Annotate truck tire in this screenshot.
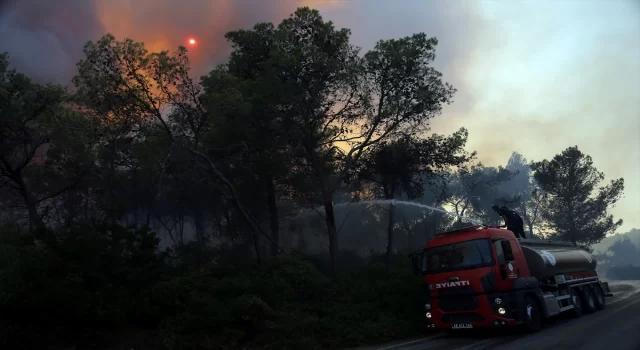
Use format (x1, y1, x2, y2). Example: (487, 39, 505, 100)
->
(570, 288, 583, 318)
(523, 296, 542, 332)
(581, 287, 597, 314)
(593, 284, 606, 310)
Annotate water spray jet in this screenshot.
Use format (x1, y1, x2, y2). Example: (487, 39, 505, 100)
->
(291, 199, 483, 225)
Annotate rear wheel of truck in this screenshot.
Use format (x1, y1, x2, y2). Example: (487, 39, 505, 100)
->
(570, 288, 583, 318)
(581, 286, 597, 314)
(523, 296, 542, 333)
(593, 284, 606, 310)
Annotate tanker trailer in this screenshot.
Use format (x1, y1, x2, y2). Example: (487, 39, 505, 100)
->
(519, 239, 611, 319)
(520, 239, 598, 282)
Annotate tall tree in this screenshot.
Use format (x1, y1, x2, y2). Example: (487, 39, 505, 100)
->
(357, 128, 473, 265)
(499, 152, 543, 237)
(223, 8, 456, 273)
(222, 8, 359, 272)
(0, 53, 96, 240)
(523, 186, 546, 238)
(446, 163, 514, 225)
(500, 152, 531, 204)
(201, 32, 300, 256)
(531, 146, 624, 246)
(72, 34, 282, 260)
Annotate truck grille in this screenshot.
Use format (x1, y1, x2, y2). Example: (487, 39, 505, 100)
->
(441, 312, 485, 324)
(437, 286, 478, 312)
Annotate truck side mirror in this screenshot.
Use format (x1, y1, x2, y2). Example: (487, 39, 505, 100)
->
(501, 240, 515, 261)
(410, 254, 421, 275)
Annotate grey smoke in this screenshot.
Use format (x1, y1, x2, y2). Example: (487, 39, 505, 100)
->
(0, 0, 310, 83)
(0, 0, 105, 83)
(0, 0, 486, 116)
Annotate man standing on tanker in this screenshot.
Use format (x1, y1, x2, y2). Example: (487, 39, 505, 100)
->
(491, 205, 527, 239)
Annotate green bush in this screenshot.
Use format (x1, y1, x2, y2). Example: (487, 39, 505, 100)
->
(0, 223, 427, 349)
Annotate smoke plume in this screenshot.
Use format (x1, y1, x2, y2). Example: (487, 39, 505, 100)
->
(0, 0, 335, 84)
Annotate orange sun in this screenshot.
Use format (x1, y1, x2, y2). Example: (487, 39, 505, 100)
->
(188, 38, 196, 45)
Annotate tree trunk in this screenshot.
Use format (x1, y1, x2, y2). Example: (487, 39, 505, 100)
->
(519, 201, 535, 238)
(188, 148, 283, 255)
(322, 193, 339, 275)
(252, 224, 262, 264)
(194, 209, 205, 244)
(13, 174, 44, 230)
(108, 142, 117, 226)
(12, 172, 53, 245)
(24, 193, 44, 231)
(401, 215, 413, 250)
(177, 214, 185, 245)
(265, 175, 280, 256)
(429, 214, 439, 240)
(224, 210, 234, 236)
(385, 203, 396, 267)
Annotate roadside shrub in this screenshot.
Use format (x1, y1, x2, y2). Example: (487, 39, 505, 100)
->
(0, 223, 428, 349)
(0, 222, 168, 348)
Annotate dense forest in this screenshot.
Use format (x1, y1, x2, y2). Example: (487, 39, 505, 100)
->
(0, 8, 627, 350)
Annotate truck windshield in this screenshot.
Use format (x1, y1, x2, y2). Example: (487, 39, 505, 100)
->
(421, 239, 494, 274)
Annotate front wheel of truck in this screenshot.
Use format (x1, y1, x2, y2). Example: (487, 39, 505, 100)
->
(523, 296, 543, 333)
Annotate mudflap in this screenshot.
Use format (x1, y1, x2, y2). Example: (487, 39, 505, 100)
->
(600, 281, 614, 297)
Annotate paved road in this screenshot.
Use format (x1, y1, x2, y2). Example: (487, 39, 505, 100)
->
(370, 281, 640, 350)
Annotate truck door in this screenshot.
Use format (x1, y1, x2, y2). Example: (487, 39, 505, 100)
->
(493, 238, 518, 290)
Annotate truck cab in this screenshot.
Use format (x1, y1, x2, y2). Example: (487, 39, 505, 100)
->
(410, 224, 610, 331)
(413, 225, 528, 329)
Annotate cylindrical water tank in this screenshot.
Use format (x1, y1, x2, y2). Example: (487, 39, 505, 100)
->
(520, 240, 597, 279)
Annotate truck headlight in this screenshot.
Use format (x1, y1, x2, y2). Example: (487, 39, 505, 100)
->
(494, 297, 502, 305)
(498, 307, 506, 315)
(425, 312, 432, 319)
(424, 303, 431, 310)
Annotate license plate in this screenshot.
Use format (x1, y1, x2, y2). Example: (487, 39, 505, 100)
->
(452, 323, 473, 329)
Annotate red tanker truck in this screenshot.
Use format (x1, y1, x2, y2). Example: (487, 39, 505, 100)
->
(410, 206, 612, 332)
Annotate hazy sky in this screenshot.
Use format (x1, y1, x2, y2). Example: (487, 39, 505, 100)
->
(1, 0, 638, 232)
